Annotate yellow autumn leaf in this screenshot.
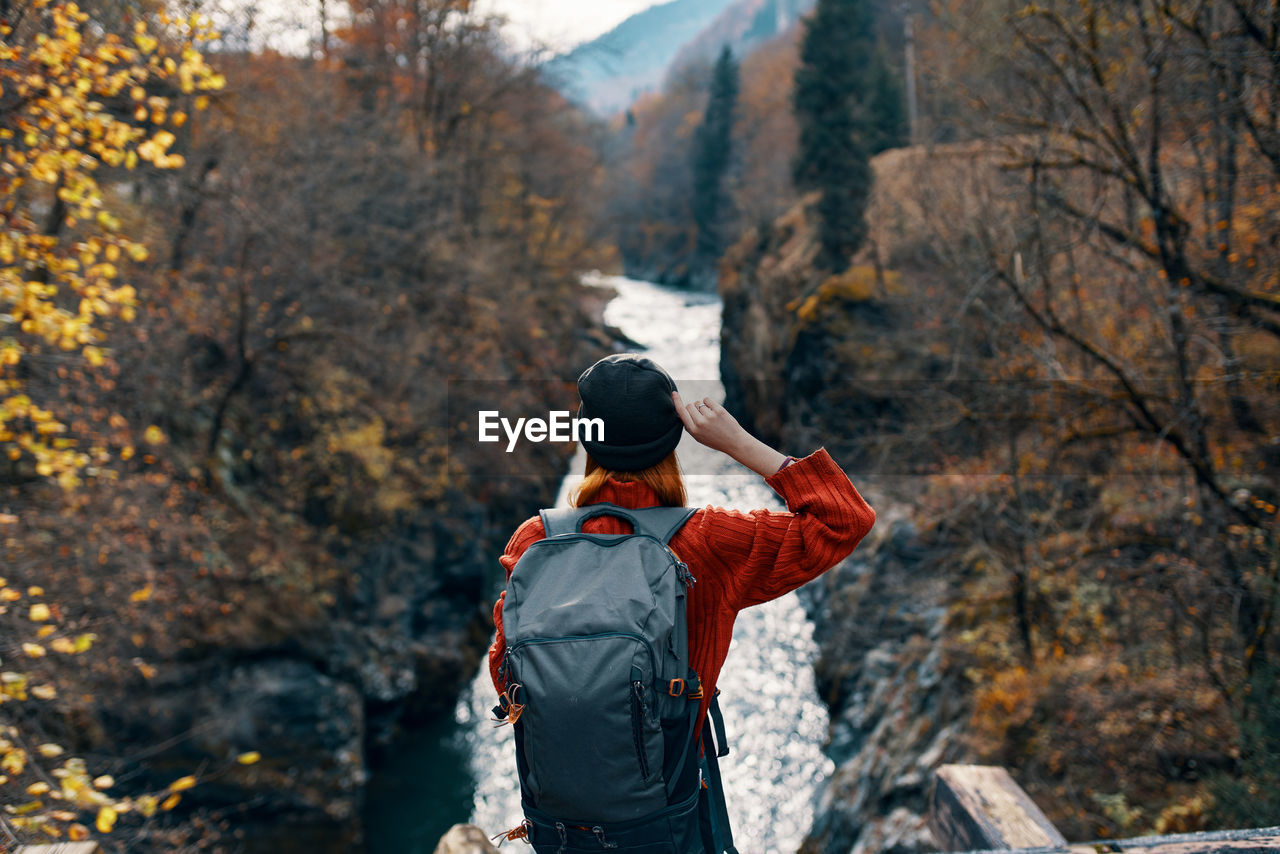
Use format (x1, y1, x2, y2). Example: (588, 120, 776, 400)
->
(161, 792, 181, 810)
(2, 747, 26, 775)
(69, 824, 90, 841)
(130, 584, 153, 602)
(93, 775, 115, 789)
(169, 775, 196, 792)
(236, 751, 261, 765)
(27, 781, 51, 795)
(50, 637, 76, 654)
(31, 684, 57, 700)
(23, 642, 46, 657)
(95, 805, 117, 832)
(29, 602, 51, 621)
(37, 743, 63, 758)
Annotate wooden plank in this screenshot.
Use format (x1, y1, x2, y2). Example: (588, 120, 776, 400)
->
(929, 764, 1069, 851)
(1063, 827, 1280, 854)
(15, 844, 101, 854)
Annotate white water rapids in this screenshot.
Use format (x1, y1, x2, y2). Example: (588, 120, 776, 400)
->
(453, 275, 834, 853)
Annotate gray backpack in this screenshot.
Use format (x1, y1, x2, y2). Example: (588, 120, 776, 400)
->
(494, 503, 737, 853)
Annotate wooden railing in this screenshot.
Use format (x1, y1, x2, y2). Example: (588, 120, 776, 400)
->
(931, 764, 1280, 853)
(12, 771, 1278, 854)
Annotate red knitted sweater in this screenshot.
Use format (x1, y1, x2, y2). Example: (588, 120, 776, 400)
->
(487, 447, 876, 732)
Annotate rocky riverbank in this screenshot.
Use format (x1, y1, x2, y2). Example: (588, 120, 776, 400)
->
(717, 146, 989, 854)
(124, 496, 549, 852)
(6, 278, 630, 853)
(796, 514, 970, 854)
(719, 280, 974, 852)
(717, 139, 1280, 850)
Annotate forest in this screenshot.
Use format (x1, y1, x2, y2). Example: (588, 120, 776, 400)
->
(1, 0, 1278, 850)
(1, 0, 615, 848)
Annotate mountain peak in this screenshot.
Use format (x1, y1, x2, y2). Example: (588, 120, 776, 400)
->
(545, 0, 789, 115)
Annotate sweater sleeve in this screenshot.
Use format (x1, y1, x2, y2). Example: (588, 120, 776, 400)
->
(688, 447, 875, 610)
(486, 516, 547, 696)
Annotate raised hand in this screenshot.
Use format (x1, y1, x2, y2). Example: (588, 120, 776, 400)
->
(672, 391, 788, 477)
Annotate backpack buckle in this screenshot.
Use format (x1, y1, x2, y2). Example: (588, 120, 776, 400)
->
(675, 675, 704, 700)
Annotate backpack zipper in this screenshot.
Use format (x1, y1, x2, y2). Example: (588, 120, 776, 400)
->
(518, 533, 694, 587)
(630, 680, 651, 780)
(508, 631, 659, 677)
(675, 558, 696, 586)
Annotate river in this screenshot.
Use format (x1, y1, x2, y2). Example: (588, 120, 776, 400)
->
(366, 275, 832, 853)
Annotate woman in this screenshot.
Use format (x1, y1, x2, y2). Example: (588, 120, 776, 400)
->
(487, 353, 875, 851)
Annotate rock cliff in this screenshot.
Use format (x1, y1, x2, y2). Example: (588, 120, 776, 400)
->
(797, 516, 969, 854)
(718, 146, 991, 854)
(21, 288, 628, 853)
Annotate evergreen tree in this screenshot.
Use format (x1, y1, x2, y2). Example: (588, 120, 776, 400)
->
(864, 43, 908, 155)
(793, 0, 905, 272)
(691, 46, 740, 282)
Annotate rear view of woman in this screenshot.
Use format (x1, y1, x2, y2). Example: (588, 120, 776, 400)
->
(489, 353, 875, 853)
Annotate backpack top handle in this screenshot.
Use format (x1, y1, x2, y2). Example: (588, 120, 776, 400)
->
(541, 502, 696, 544)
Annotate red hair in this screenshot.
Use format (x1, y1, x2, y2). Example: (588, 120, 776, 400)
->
(570, 451, 686, 508)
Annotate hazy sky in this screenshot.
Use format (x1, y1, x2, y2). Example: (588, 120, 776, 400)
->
(475, 0, 661, 51)
(224, 0, 663, 56)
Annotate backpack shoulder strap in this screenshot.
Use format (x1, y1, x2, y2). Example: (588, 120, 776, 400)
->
(700, 695, 739, 854)
(540, 503, 696, 544)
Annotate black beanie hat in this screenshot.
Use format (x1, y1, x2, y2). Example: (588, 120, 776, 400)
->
(577, 354, 683, 472)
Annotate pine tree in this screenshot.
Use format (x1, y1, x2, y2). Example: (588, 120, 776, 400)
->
(793, 0, 905, 272)
(691, 46, 740, 283)
(864, 44, 908, 155)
